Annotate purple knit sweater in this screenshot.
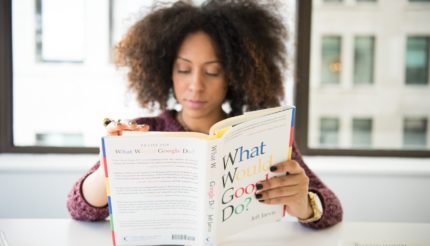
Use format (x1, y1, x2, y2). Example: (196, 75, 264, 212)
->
(67, 110, 342, 229)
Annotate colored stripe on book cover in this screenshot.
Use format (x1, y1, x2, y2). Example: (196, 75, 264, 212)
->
(209, 126, 231, 140)
(291, 107, 296, 128)
(105, 178, 111, 196)
(288, 108, 296, 160)
(289, 107, 295, 146)
(109, 215, 115, 231)
(108, 197, 116, 244)
(108, 196, 113, 216)
(288, 127, 294, 160)
(111, 230, 116, 246)
(101, 137, 109, 178)
(103, 138, 115, 246)
(289, 127, 294, 147)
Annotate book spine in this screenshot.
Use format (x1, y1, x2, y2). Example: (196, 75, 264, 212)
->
(204, 140, 219, 246)
(101, 137, 116, 246)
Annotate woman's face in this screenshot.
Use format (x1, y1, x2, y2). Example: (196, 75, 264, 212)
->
(172, 31, 227, 119)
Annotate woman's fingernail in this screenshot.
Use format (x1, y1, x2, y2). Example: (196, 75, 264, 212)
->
(255, 193, 263, 199)
(128, 120, 137, 126)
(270, 166, 277, 172)
(103, 118, 112, 127)
(256, 183, 263, 190)
(286, 171, 289, 176)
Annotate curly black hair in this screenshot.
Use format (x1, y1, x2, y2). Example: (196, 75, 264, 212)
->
(115, 0, 288, 116)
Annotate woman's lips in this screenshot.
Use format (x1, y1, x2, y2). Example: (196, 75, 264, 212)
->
(185, 99, 207, 109)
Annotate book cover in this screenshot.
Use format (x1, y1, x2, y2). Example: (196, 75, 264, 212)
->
(100, 106, 295, 246)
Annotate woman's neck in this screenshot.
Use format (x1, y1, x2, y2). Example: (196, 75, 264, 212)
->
(178, 110, 226, 134)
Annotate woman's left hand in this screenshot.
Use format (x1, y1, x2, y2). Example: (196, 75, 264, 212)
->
(255, 160, 313, 220)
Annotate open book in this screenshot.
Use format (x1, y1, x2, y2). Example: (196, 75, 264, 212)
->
(100, 106, 296, 246)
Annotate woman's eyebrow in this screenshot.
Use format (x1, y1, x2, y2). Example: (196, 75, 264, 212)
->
(176, 56, 220, 65)
(204, 60, 221, 65)
(176, 56, 192, 63)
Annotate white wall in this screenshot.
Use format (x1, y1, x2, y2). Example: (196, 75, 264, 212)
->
(0, 154, 96, 218)
(306, 156, 430, 223)
(0, 154, 429, 222)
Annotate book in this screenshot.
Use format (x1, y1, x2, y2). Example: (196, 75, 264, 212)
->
(100, 105, 296, 246)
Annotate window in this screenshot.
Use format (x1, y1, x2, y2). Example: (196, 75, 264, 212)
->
(321, 36, 342, 85)
(0, 0, 297, 153)
(403, 118, 428, 149)
(354, 36, 375, 85)
(319, 117, 339, 148)
(1, 0, 169, 153)
(4, 0, 158, 152)
(406, 36, 429, 85)
(35, 0, 85, 63)
(295, 0, 430, 156)
(2, 0, 429, 157)
(352, 118, 372, 148)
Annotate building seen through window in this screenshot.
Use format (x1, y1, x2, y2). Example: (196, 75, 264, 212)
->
(353, 36, 374, 85)
(321, 36, 342, 85)
(352, 118, 372, 148)
(406, 37, 429, 85)
(403, 118, 428, 149)
(309, 0, 430, 150)
(319, 117, 340, 148)
(35, 0, 85, 63)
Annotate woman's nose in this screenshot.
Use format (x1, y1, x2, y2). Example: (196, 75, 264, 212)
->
(188, 71, 205, 92)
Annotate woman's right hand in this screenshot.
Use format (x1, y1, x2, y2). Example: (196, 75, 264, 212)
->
(104, 119, 150, 136)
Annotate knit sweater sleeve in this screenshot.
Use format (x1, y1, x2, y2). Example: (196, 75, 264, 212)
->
(66, 161, 109, 221)
(291, 143, 343, 229)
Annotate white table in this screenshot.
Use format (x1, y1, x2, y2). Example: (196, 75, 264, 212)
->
(0, 219, 429, 246)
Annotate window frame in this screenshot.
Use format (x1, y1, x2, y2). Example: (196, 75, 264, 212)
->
(295, 0, 430, 157)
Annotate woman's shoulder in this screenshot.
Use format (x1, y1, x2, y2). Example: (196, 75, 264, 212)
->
(133, 110, 185, 132)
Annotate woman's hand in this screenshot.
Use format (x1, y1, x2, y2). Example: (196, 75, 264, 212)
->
(81, 118, 150, 207)
(255, 160, 313, 220)
(104, 119, 150, 136)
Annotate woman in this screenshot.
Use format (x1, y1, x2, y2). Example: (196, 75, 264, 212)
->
(67, 0, 342, 229)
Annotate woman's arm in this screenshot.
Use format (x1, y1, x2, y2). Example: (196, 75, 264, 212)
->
(82, 164, 108, 207)
(67, 162, 109, 221)
(292, 143, 343, 229)
(82, 165, 107, 207)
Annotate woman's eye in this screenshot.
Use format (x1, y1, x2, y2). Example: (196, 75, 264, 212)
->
(177, 69, 191, 74)
(205, 70, 221, 76)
